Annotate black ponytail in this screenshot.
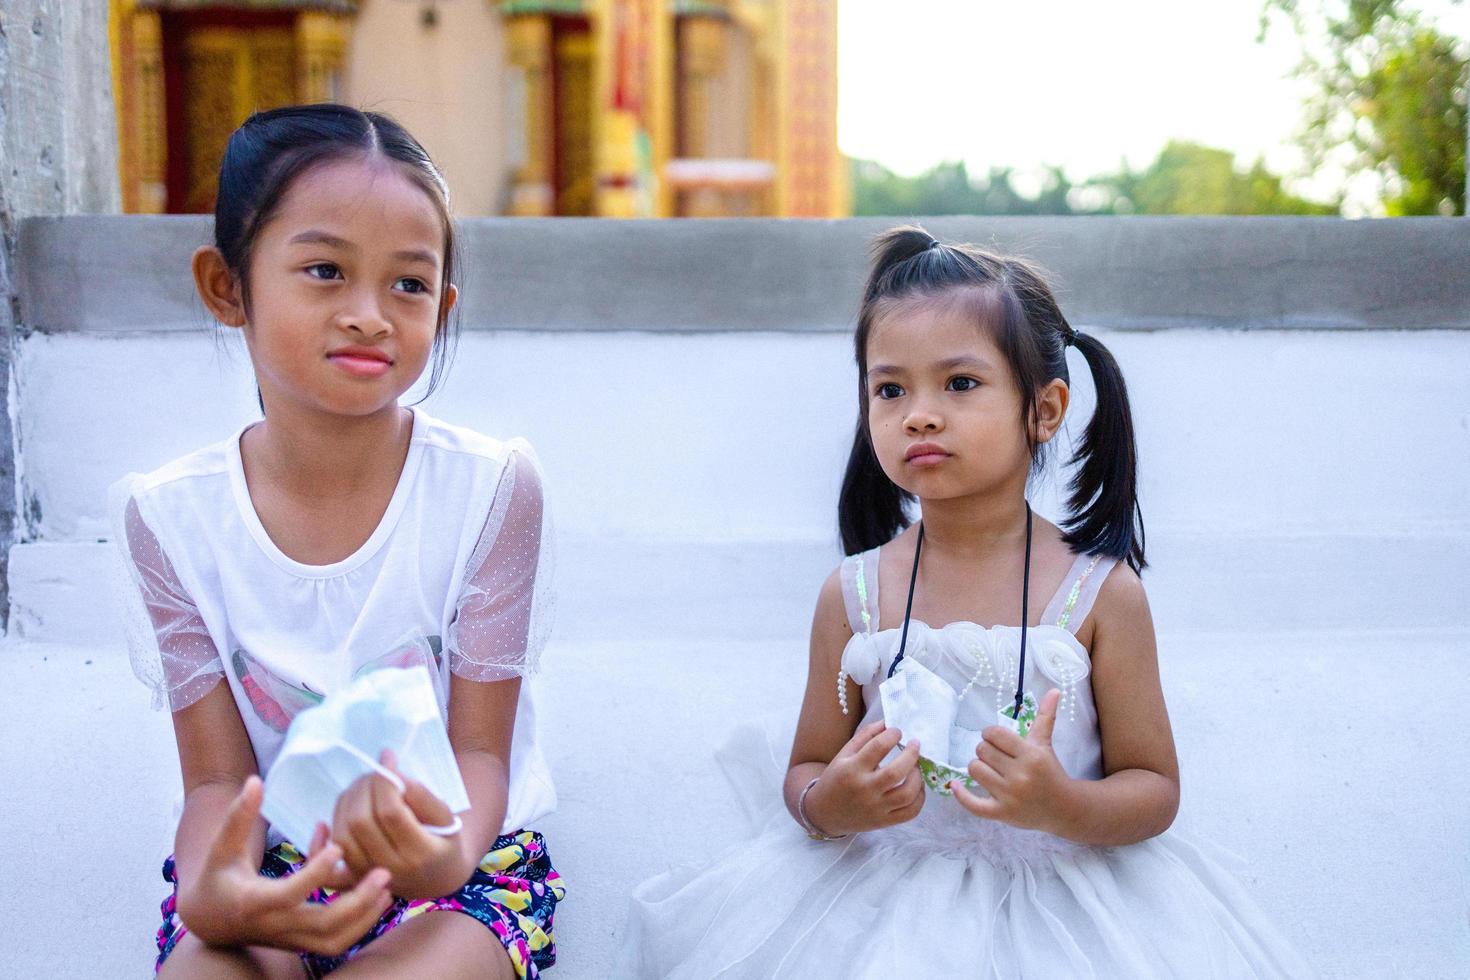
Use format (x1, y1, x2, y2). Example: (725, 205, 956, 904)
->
(838, 420, 911, 556)
(1064, 332, 1146, 571)
(838, 224, 1146, 571)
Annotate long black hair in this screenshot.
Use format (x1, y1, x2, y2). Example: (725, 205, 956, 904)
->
(837, 226, 1146, 571)
(212, 103, 460, 395)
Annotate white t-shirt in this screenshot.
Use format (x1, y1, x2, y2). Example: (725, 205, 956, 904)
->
(112, 408, 556, 838)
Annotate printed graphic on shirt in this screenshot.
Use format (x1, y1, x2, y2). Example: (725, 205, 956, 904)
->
(233, 635, 445, 733)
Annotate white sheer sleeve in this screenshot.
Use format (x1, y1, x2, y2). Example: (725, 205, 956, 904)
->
(446, 442, 554, 682)
(111, 487, 226, 711)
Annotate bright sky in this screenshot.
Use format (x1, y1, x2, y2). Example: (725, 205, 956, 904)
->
(837, 0, 1465, 201)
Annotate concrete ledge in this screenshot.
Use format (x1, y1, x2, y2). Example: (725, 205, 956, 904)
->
(19, 215, 1470, 335)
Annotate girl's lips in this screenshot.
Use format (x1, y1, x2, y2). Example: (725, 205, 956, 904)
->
(906, 453, 950, 467)
(328, 353, 392, 378)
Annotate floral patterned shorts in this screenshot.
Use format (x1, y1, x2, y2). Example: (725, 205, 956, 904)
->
(155, 830, 563, 978)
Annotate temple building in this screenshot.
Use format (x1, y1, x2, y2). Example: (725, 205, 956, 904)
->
(108, 0, 846, 218)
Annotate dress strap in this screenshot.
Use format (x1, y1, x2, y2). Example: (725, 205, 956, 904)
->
(1040, 551, 1119, 635)
(838, 546, 882, 636)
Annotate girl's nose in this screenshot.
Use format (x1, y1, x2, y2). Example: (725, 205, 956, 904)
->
(336, 302, 392, 339)
(904, 408, 943, 433)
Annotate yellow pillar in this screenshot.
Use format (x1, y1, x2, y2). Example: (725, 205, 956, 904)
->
(648, 3, 675, 217)
(110, 0, 166, 214)
(505, 15, 555, 216)
(675, 13, 728, 217)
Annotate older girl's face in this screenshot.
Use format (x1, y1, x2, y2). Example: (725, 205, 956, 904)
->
(240, 156, 455, 420)
(864, 294, 1039, 502)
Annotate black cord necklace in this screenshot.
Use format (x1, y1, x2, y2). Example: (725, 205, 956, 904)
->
(886, 503, 1035, 723)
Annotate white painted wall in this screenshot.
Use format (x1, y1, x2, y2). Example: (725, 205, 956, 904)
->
(21, 327, 1470, 541)
(14, 326, 1470, 637)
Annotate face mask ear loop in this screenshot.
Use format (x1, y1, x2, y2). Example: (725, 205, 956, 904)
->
(1011, 503, 1034, 723)
(887, 522, 925, 679)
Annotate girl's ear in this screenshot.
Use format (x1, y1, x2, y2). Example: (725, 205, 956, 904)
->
(440, 282, 459, 320)
(1033, 378, 1069, 444)
(192, 246, 247, 328)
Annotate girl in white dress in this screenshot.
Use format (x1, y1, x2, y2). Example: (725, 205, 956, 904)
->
(620, 227, 1313, 978)
(114, 105, 562, 979)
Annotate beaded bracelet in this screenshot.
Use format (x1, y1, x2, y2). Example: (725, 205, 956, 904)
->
(796, 776, 848, 841)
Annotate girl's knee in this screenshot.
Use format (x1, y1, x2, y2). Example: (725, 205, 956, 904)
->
(157, 932, 308, 980)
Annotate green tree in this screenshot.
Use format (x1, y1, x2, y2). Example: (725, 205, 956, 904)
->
(1089, 141, 1338, 215)
(1261, 0, 1468, 215)
(849, 159, 1084, 216)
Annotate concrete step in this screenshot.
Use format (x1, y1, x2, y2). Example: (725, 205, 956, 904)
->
(1, 634, 1466, 978)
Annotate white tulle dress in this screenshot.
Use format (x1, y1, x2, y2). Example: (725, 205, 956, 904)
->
(619, 546, 1314, 979)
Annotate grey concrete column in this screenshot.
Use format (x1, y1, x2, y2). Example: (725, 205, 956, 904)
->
(0, 0, 119, 629)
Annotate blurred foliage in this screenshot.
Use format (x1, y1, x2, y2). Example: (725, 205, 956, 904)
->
(849, 142, 1336, 216)
(1260, 0, 1467, 215)
(1090, 141, 1338, 215)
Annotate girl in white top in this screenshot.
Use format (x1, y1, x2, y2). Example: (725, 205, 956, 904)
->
(114, 105, 562, 980)
(620, 228, 1313, 978)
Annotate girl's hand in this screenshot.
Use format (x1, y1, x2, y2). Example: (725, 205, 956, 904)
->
(806, 721, 926, 836)
(952, 689, 1075, 832)
(178, 776, 394, 956)
(331, 749, 468, 899)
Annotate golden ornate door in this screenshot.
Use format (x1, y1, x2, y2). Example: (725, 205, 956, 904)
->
(111, 3, 350, 214)
(172, 24, 297, 213)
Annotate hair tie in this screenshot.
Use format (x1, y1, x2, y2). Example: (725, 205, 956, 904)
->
(1062, 328, 1079, 348)
(927, 238, 943, 250)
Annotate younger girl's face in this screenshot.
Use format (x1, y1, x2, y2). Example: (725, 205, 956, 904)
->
(865, 294, 1038, 502)
(238, 156, 453, 420)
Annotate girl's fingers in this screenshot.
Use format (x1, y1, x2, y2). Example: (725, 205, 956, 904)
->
(976, 740, 1009, 774)
(205, 775, 263, 867)
(967, 757, 1006, 796)
(855, 726, 903, 768)
(366, 772, 416, 860)
(980, 726, 1024, 759)
(347, 804, 402, 875)
(296, 868, 393, 949)
(841, 721, 888, 757)
(278, 842, 344, 904)
(331, 797, 375, 880)
(951, 781, 1003, 820)
(376, 785, 432, 855)
(1028, 689, 1062, 746)
(308, 821, 329, 858)
(399, 777, 453, 828)
(878, 738, 920, 781)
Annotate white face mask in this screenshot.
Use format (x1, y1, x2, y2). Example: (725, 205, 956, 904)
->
(878, 658, 959, 763)
(262, 666, 471, 850)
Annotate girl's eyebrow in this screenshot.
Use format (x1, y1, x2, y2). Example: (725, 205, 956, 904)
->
(394, 247, 439, 267)
(288, 230, 437, 267)
(934, 355, 993, 372)
(288, 229, 353, 250)
(870, 356, 992, 377)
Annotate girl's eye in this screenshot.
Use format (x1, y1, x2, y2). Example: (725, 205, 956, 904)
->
(394, 277, 430, 295)
(875, 382, 904, 399)
(305, 263, 341, 281)
(947, 376, 979, 392)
